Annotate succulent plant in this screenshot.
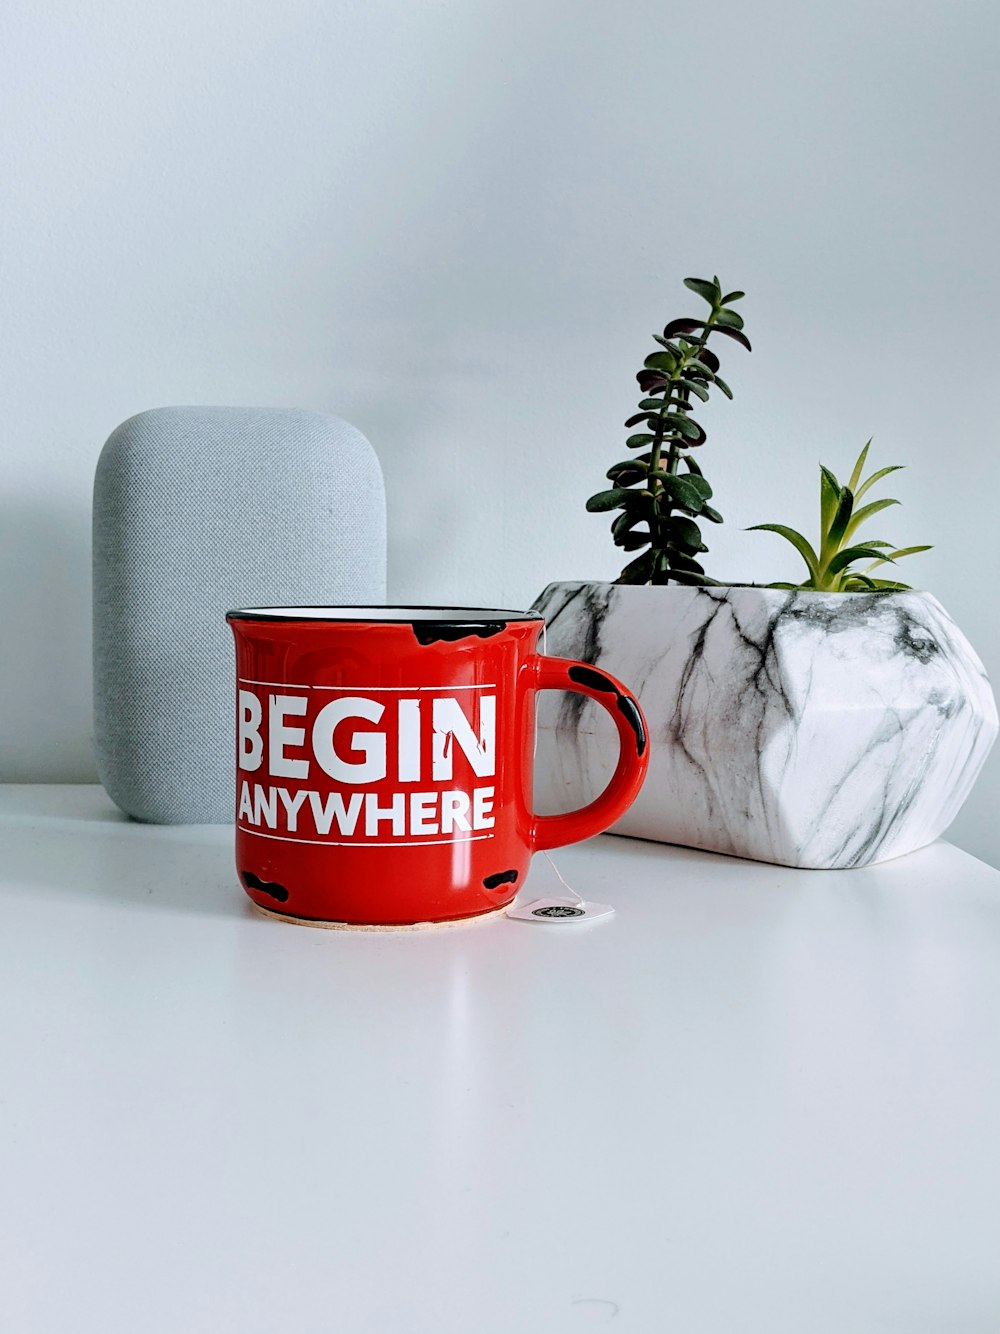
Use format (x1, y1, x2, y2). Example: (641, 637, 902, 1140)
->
(586, 275, 751, 585)
(749, 440, 931, 591)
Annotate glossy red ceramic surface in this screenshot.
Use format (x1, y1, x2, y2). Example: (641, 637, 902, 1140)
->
(227, 608, 649, 925)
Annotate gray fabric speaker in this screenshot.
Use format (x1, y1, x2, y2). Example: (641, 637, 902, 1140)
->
(93, 405, 387, 823)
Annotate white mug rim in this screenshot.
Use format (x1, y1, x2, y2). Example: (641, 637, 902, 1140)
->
(226, 605, 543, 624)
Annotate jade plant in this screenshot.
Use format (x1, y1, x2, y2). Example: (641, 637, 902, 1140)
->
(749, 441, 931, 591)
(586, 275, 751, 585)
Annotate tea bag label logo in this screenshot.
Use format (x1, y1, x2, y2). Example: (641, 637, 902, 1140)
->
(236, 688, 497, 842)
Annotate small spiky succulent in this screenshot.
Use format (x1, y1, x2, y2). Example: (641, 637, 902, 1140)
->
(749, 440, 931, 591)
(586, 275, 750, 585)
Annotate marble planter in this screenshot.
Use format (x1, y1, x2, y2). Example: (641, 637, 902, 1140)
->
(532, 582, 997, 869)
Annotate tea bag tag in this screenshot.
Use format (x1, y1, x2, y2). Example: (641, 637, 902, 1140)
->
(507, 896, 614, 924)
(505, 851, 615, 924)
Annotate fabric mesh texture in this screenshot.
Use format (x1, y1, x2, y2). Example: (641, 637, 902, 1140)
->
(92, 406, 387, 823)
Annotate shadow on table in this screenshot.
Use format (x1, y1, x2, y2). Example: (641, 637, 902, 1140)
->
(0, 786, 245, 921)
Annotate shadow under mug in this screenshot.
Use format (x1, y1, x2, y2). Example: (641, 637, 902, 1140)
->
(227, 606, 649, 926)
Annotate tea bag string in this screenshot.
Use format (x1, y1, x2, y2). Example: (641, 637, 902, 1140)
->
(542, 850, 587, 907)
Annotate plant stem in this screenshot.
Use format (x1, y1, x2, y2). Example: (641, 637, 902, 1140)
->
(649, 308, 719, 580)
(666, 308, 718, 475)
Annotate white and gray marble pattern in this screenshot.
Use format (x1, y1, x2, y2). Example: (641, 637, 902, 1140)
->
(532, 582, 998, 869)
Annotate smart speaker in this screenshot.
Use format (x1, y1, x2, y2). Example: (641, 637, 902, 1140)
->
(92, 406, 387, 823)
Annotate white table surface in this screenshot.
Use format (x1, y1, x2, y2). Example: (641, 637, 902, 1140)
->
(2, 785, 1000, 1334)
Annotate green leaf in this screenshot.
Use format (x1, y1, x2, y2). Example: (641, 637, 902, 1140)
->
(683, 456, 704, 476)
(676, 378, 710, 402)
(712, 327, 752, 351)
(713, 375, 733, 399)
(844, 497, 899, 542)
(646, 344, 678, 370)
(612, 510, 637, 539)
(651, 472, 710, 504)
(684, 473, 712, 498)
(663, 319, 705, 340)
(848, 439, 872, 493)
(714, 308, 744, 331)
(617, 550, 656, 585)
(841, 574, 879, 591)
(656, 474, 706, 512)
(666, 414, 703, 439)
(625, 433, 655, 449)
(683, 277, 720, 304)
(643, 351, 677, 373)
(820, 465, 840, 534)
(667, 515, 706, 553)
(827, 544, 894, 575)
(616, 530, 652, 551)
(887, 544, 932, 559)
(664, 550, 707, 574)
(638, 398, 669, 411)
(826, 486, 855, 553)
(701, 504, 723, 523)
(865, 544, 932, 570)
(855, 464, 904, 502)
(721, 290, 745, 303)
(606, 460, 648, 485)
(747, 523, 820, 580)
(650, 338, 685, 357)
(586, 488, 630, 513)
(871, 579, 913, 591)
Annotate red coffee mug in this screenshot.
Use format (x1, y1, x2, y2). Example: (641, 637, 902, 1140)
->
(226, 606, 649, 926)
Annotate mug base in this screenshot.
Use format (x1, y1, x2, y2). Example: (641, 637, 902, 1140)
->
(250, 901, 510, 931)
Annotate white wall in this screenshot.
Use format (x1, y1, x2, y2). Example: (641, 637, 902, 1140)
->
(3, 0, 998, 863)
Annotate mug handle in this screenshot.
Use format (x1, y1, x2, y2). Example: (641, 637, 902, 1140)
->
(528, 655, 650, 852)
